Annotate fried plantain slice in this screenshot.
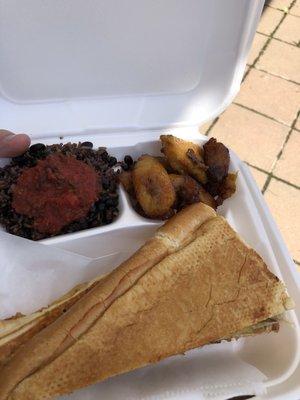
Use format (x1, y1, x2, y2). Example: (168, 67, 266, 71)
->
(219, 172, 237, 200)
(155, 156, 174, 173)
(132, 155, 176, 218)
(198, 186, 217, 209)
(170, 174, 216, 210)
(118, 170, 134, 195)
(160, 135, 207, 184)
(169, 174, 201, 205)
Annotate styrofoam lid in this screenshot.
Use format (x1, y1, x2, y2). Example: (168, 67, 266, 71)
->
(0, 0, 263, 136)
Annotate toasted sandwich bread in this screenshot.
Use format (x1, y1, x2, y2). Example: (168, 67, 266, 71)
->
(0, 203, 293, 400)
(0, 275, 105, 366)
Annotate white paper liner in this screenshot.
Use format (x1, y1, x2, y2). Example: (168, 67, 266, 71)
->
(0, 231, 123, 318)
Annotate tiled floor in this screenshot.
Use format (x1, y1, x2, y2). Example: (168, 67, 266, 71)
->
(200, 0, 300, 271)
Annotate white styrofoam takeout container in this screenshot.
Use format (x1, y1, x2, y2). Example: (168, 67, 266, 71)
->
(0, 1, 300, 399)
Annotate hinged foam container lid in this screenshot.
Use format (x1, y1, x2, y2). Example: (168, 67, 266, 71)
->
(0, 0, 264, 136)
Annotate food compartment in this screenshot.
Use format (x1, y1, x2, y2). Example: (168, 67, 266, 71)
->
(0, 142, 131, 242)
(0, 137, 171, 244)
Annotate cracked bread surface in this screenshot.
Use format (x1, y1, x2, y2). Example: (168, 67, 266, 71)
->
(0, 203, 291, 400)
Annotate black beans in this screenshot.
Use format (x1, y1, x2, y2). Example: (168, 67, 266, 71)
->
(0, 142, 120, 240)
(97, 203, 106, 211)
(108, 156, 117, 167)
(124, 155, 133, 167)
(12, 155, 30, 167)
(29, 143, 46, 154)
(81, 141, 93, 148)
(121, 162, 129, 171)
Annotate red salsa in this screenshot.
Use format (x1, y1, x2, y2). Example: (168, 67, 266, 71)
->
(12, 153, 100, 235)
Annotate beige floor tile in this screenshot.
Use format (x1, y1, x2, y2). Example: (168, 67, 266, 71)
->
(290, 0, 300, 16)
(257, 7, 284, 35)
(236, 68, 300, 125)
(264, 179, 300, 261)
(257, 39, 300, 83)
(268, 0, 293, 11)
(248, 166, 268, 190)
(274, 14, 300, 45)
(273, 130, 300, 186)
(208, 104, 289, 172)
(247, 33, 268, 65)
(199, 119, 214, 135)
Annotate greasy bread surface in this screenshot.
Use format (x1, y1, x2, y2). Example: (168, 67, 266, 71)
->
(0, 203, 291, 400)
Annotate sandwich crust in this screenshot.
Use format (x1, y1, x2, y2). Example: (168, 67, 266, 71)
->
(0, 203, 291, 400)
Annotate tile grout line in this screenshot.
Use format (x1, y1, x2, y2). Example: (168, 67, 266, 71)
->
(268, 3, 300, 21)
(205, 2, 299, 165)
(205, 117, 219, 136)
(272, 173, 300, 190)
(244, 162, 270, 175)
(262, 109, 300, 193)
(246, 162, 300, 191)
(243, 24, 280, 81)
(228, 1, 298, 126)
(253, 66, 300, 86)
(240, 0, 299, 196)
(258, 31, 300, 48)
(267, 4, 300, 18)
(266, 2, 290, 12)
(273, 110, 300, 164)
(248, 1, 296, 73)
(250, 28, 281, 69)
(242, 67, 252, 83)
(233, 102, 293, 128)
(202, 75, 300, 136)
(267, 6, 289, 12)
(262, 175, 273, 194)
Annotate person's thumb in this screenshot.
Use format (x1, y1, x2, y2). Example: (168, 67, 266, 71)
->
(0, 130, 31, 158)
